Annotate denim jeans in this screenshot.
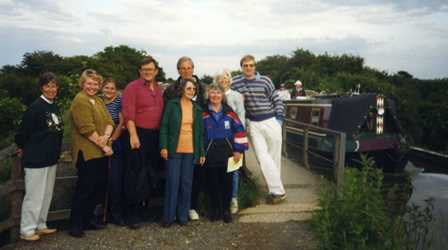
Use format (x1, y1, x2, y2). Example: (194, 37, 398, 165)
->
(163, 153, 194, 224)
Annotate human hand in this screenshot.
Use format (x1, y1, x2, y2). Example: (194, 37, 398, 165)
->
(160, 149, 168, 160)
(130, 134, 140, 149)
(97, 135, 109, 147)
(16, 148, 23, 157)
(102, 145, 113, 156)
(233, 152, 241, 163)
(199, 157, 206, 166)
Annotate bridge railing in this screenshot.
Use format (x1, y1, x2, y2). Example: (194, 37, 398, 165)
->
(282, 118, 346, 191)
(0, 145, 76, 243)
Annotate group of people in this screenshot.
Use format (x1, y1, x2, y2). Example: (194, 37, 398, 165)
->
(276, 80, 306, 101)
(14, 54, 287, 241)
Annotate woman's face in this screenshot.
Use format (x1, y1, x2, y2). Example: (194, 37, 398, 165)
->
(102, 82, 117, 100)
(41, 81, 58, 101)
(218, 77, 231, 91)
(208, 89, 223, 105)
(183, 81, 196, 100)
(82, 78, 100, 96)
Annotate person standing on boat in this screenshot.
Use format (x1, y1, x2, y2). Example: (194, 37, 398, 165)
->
(292, 80, 306, 98)
(277, 83, 291, 101)
(231, 54, 287, 204)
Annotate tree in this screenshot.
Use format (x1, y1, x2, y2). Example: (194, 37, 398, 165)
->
(21, 51, 64, 76)
(93, 45, 166, 89)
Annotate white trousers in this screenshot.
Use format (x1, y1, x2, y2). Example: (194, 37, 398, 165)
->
(20, 164, 57, 235)
(248, 117, 285, 195)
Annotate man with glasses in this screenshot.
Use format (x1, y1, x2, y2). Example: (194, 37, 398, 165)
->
(122, 56, 164, 228)
(231, 54, 287, 204)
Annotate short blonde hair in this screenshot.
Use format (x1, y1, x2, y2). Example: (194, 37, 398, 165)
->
(214, 70, 232, 86)
(79, 69, 103, 88)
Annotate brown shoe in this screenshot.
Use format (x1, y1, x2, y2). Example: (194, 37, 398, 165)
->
(36, 228, 57, 236)
(20, 233, 40, 241)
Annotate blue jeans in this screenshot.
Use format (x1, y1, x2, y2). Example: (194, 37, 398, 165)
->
(163, 153, 194, 224)
(232, 170, 239, 198)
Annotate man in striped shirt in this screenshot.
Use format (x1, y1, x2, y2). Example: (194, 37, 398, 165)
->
(231, 54, 286, 204)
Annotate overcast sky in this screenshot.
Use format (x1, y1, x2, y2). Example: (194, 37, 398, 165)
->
(0, 0, 447, 79)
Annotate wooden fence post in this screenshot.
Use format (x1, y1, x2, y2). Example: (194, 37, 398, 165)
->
(303, 128, 310, 169)
(10, 156, 23, 242)
(334, 133, 346, 193)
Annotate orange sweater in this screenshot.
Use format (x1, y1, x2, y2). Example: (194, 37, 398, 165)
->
(176, 98, 194, 153)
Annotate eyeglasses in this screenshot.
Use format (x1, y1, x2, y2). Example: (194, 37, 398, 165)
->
(242, 64, 255, 68)
(141, 67, 156, 72)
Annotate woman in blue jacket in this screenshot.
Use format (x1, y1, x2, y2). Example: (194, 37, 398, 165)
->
(202, 83, 248, 223)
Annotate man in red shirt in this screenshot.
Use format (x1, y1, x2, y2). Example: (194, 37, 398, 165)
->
(122, 56, 164, 228)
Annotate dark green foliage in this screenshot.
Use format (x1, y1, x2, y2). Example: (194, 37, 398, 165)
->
(0, 92, 25, 140)
(312, 156, 388, 250)
(311, 156, 434, 250)
(200, 74, 213, 85)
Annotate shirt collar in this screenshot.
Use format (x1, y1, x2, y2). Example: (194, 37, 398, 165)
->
(40, 95, 54, 104)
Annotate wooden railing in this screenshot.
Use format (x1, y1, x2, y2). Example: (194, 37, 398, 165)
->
(282, 118, 346, 191)
(0, 145, 75, 243)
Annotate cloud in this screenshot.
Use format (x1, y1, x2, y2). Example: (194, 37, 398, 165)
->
(0, 0, 447, 79)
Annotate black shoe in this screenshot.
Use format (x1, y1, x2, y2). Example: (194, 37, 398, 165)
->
(109, 217, 125, 226)
(178, 221, 188, 226)
(68, 229, 85, 238)
(84, 222, 106, 231)
(223, 212, 233, 223)
(128, 223, 141, 230)
(161, 222, 173, 228)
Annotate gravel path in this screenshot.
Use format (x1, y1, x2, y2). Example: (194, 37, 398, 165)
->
(5, 220, 315, 250)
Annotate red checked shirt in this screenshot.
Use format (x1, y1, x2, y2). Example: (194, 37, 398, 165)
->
(122, 79, 164, 129)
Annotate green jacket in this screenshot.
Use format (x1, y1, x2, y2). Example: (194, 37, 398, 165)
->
(159, 98, 204, 163)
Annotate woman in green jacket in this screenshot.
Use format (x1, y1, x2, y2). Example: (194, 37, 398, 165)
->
(68, 69, 114, 238)
(159, 78, 205, 227)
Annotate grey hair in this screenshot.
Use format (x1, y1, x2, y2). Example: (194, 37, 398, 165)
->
(207, 83, 226, 103)
(176, 56, 194, 70)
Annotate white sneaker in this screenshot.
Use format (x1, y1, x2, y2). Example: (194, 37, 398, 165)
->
(230, 198, 239, 214)
(189, 209, 199, 220)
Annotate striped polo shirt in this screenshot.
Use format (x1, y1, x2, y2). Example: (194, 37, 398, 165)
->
(105, 95, 121, 125)
(231, 73, 284, 122)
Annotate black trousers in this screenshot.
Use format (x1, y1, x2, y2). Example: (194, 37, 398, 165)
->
(190, 165, 206, 210)
(70, 152, 108, 231)
(123, 128, 161, 224)
(205, 164, 233, 218)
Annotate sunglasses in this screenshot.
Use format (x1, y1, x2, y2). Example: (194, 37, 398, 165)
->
(242, 64, 255, 68)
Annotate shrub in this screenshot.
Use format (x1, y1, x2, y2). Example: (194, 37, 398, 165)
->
(311, 155, 434, 250)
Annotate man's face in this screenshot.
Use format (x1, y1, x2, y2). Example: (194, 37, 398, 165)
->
(178, 61, 194, 80)
(139, 62, 158, 82)
(241, 59, 256, 79)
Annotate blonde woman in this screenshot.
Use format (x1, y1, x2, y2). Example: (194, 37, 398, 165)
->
(68, 69, 114, 238)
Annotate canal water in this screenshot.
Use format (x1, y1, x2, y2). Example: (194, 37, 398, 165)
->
(405, 162, 448, 250)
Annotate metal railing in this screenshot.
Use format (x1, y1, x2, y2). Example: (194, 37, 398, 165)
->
(282, 118, 346, 191)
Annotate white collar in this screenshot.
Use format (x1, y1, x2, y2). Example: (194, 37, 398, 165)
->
(225, 89, 232, 95)
(40, 95, 54, 104)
